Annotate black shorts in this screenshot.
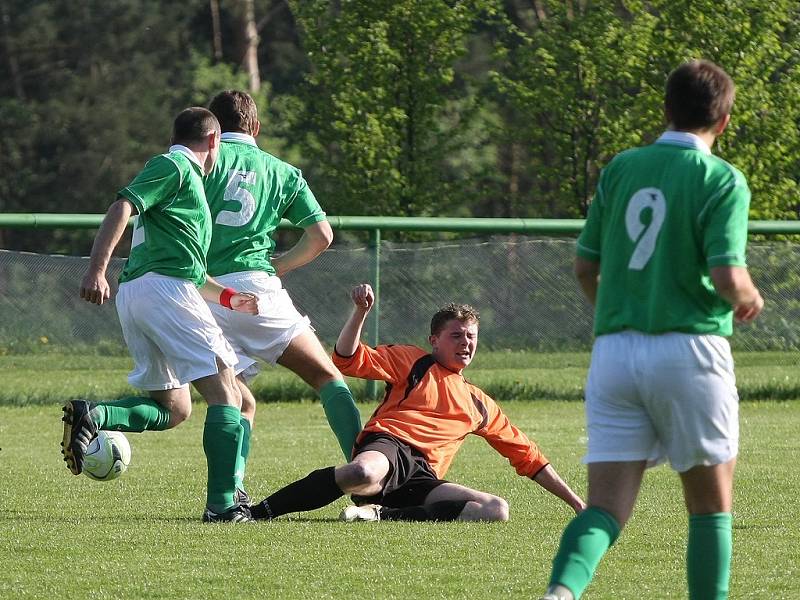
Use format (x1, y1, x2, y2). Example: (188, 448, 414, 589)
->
(351, 432, 449, 507)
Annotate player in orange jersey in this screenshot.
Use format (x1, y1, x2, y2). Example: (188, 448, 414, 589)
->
(249, 284, 585, 522)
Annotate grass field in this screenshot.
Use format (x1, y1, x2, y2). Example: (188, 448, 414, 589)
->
(3, 350, 800, 404)
(1, 400, 798, 599)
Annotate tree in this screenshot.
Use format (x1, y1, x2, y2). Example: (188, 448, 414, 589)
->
(289, 0, 490, 217)
(490, 0, 800, 219)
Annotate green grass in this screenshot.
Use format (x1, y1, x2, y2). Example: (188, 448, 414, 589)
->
(2, 351, 800, 405)
(1, 402, 798, 599)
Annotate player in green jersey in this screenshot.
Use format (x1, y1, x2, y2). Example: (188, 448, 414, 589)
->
(202, 90, 362, 500)
(539, 61, 763, 600)
(69, 107, 260, 523)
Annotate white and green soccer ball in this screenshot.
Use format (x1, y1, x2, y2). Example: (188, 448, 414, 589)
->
(83, 431, 132, 481)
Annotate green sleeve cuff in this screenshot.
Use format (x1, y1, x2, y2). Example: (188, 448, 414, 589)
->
(575, 242, 601, 261)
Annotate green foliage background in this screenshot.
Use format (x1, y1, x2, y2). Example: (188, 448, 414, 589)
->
(1, 0, 799, 253)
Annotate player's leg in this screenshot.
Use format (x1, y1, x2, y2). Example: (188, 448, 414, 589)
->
(133, 276, 247, 522)
(250, 450, 390, 520)
(61, 279, 184, 474)
(543, 332, 654, 600)
(544, 461, 644, 600)
(680, 460, 736, 600)
(379, 481, 509, 522)
(277, 330, 361, 459)
(88, 385, 188, 434)
(232, 375, 256, 503)
(208, 272, 362, 459)
(644, 333, 739, 600)
(192, 358, 248, 521)
(61, 388, 184, 475)
(85, 275, 199, 434)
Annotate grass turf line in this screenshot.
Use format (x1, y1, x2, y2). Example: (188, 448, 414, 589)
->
(0, 402, 797, 599)
(2, 351, 800, 405)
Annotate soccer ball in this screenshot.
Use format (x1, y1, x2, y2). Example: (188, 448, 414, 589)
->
(83, 431, 132, 481)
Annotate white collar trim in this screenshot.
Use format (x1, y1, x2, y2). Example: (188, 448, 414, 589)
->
(655, 131, 711, 155)
(221, 132, 258, 146)
(168, 144, 204, 168)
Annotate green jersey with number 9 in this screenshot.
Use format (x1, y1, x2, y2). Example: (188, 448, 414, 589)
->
(117, 147, 211, 287)
(576, 131, 750, 337)
(204, 133, 326, 277)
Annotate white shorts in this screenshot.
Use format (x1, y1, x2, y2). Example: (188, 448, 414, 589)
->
(207, 271, 311, 378)
(116, 273, 238, 391)
(584, 330, 739, 473)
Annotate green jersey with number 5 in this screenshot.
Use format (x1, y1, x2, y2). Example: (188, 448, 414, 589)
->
(204, 133, 326, 277)
(118, 147, 211, 287)
(576, 131, 750, 337)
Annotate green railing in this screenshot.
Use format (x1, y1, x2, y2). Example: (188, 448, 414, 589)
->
(3, 213, 800, 234)
(3, 213, 800, 396)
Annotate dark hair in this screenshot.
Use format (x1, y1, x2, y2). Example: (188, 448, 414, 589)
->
(665, 60, 735, 131)
(208, 90, 259, 135)
(171, 107, 220, 145)
(430, 303, 480, 336)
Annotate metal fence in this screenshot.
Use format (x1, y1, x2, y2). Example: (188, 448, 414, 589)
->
(2, 215, 800, 365)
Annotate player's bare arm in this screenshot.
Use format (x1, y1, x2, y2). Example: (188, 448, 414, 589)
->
(710, 265, 764, 323)
(335, 283, 374, 356)
(573, 256, 600, 306)
(80, 198, 137, 305)
(271, 220, 333, 277)
(532, 464, 586, 514)
(199, 276, 259, 315)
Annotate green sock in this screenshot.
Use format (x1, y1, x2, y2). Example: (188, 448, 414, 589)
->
(203, 405, 242, 513)
(319, 379, 362, 460)
(91, 397, 170, 432)
(549, 506, 621, 599)
(687, 513, 732, 600)
(234, 417, 251, 491)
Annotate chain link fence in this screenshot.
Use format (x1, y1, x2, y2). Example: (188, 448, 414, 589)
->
(1, 237, 799, 356)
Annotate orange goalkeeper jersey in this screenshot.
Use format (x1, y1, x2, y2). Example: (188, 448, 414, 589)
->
(333, 343, 549, 479)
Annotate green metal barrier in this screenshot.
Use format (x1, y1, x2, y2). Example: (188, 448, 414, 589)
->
(3, 213, 800, 234)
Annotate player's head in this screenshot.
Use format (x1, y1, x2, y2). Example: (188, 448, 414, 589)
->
(171, 107, 221, 174)
(208, 90, 260, 136)
(665, 59, 734, 134)
(429, 303, 480, 373)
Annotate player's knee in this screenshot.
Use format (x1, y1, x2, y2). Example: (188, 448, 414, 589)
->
(336, 460, 385, 495)
(313, 370, 345, 393)
(481, 496, 509, 522)
(348, 461, 383, 487)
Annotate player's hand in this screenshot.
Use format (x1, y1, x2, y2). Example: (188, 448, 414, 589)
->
(230, 292, 259, 315)
(733, 292, 764, 323)
(351, 284, 374, 312)
(79, 269, 111, 305)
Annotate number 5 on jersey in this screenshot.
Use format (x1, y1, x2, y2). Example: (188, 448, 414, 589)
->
(625, 187, 666, 270)
(216, 170, 257, 227)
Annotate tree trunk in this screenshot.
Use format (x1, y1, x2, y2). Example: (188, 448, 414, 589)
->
(0, 0, 25, 100)
(209, 0, 223, 62)
(236, 0, 261, 93)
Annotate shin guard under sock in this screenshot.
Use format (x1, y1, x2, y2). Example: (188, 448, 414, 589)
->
(92, 397, 170, 432)
(549, 506, 621, 599)
(251, 466, 343, 519)
(203, 405, 242, 512)
(687, 513, 732, 600)
(319, 380, 362, 459)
